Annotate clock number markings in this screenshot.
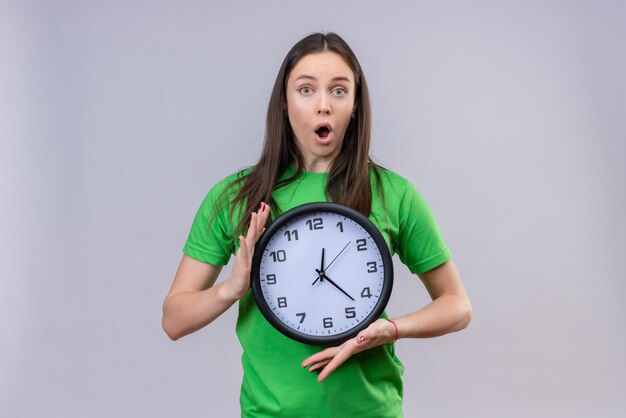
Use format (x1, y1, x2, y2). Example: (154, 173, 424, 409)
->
(336, 221, 343, 233)
(269, 250, 286, 262)
(323, 317, 333, 329)
(361, 287, 372, 298)
(266, 274, 277, 285)
(366, 261, 377, 273)
(345, 307, 356, 319)
(356, 239, 367, 251)
(296, 312, 306, 324)
(306, 217, 323, 230)
(277, 297, 288, 308)
(283, 229, 299, 241)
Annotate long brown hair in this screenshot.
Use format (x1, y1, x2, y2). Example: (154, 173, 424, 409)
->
(222, 32, 384, 237)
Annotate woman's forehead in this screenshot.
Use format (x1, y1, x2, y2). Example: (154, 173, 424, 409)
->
(289, 52, 354, 84)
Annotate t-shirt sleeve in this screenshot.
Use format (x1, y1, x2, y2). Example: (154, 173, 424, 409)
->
(394, 182, 452, 275)
(182, 179, 235, 266)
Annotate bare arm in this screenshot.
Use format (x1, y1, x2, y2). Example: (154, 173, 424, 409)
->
(302, 260, 472, 381)
(394, 260, 472, 339)
(162, 203, 270, 341)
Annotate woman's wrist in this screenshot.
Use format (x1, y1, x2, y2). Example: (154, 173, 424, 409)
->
(384, 319, 399, 345)
(217, 278, 246, 304)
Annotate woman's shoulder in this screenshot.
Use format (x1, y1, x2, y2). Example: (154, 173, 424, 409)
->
(371, 164, 413, 190)
(207, 167, 254, 194)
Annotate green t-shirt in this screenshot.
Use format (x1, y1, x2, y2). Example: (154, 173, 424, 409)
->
(183, 166, 452, 418)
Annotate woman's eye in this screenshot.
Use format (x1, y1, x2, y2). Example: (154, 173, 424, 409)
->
(333, 88, 346, 96)
(299, 87, 312, 95)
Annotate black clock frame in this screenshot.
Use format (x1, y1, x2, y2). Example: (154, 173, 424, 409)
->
(250, 202, 394, 346)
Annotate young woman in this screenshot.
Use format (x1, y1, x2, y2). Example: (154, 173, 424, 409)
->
(163, 32, 472, 417)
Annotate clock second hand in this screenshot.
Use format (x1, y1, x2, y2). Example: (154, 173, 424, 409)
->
(315, 268, 355, 301)
(324, 241, 351, 272)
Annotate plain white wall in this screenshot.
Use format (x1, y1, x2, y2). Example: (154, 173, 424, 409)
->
(1, 1, 625, 417)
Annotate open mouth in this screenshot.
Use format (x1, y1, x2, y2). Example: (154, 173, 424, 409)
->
(316, 126, 331, 138)
(314, 124, 332, 139)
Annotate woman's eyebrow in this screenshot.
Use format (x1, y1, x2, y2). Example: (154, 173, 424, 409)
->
(294, 74, 352, 83)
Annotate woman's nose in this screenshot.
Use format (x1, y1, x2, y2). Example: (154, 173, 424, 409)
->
(317, 94, 331, 115)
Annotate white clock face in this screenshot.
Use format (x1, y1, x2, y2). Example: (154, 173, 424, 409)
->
(255, 208, 390, 343)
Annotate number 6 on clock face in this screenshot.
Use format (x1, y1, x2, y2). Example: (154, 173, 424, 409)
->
(250, 202, 394, 346)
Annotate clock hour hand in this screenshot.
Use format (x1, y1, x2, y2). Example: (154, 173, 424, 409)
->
(312, 248, 325, 286)
(324, 241, 351, 272)
(315, 269, 355, 301)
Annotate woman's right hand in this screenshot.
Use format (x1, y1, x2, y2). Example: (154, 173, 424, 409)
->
(222, 202, 270, 301)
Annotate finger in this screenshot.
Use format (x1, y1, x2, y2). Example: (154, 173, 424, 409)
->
(317, 343, 359, 382)
(307, 360, 331, 373)
(254, 210, 266, 241)
(301, 347, 341, 368)
(245, 212, 259, 245)
(257, 203, 270, 233)
(254, 209, 264, 236)
(302, 352, 332, 369)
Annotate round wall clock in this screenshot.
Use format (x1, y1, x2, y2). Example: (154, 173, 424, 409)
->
(250, 202, 393, 346)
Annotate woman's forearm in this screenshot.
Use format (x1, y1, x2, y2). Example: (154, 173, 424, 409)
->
(394, 293, 472, 339)
(162, 279, 239, 341)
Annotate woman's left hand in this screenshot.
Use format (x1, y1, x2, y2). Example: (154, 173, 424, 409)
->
(301, 318, 396, 382)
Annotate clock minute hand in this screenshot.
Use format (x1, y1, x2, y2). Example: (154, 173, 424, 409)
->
(324, 241, 351, 272)
(315, 269, 355, 301)
(312, 248, 326, 286)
